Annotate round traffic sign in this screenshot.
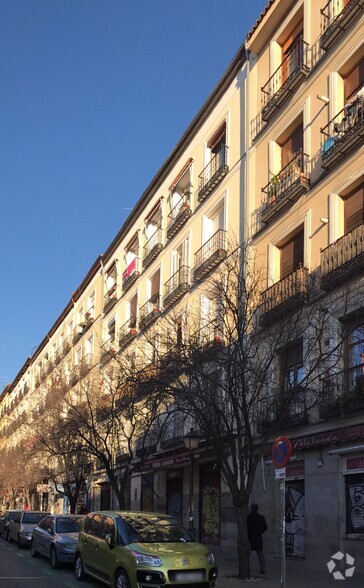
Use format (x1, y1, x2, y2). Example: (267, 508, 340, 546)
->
(272, 436, 292, 468)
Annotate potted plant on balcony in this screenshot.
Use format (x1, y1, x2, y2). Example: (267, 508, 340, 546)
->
(268, 174, 280, 200)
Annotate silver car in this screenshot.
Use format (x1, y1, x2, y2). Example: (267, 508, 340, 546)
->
(31, 514, 84, 568)
(8, 510, 50, 548)
(0, 510, 21, 540)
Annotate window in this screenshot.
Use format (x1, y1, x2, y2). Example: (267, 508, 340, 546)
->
(67, 321, 73, 337)
(128, 294, 138, 328)
(281, 341, 304, 391)
(169, 164, 192, 211)
(88, 514, 103, 537)
(280, 229, 304, 279)
(76, 306, 83, 327)
(107, 318, 116, 343)
(345, 57, 364, 103)
(87, 290, 95, 318)
(202, 201, 225, 244)
(100, 516, 115, 539)
(86, 335, 93, 357)
(149, 269, 160, 304)
(346, 321, 364, 393)
(75, 347, 82, 366)
(280, 124, 303, 168)
(343, 184, 364, 233)
(208, 123, 227, 173)
(281, 21, 303, 84)
(106, 263, 117, 293)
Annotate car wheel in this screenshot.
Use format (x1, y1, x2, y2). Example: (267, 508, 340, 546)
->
(30, 539, 40, 558)
(115, 570, 130, 588)
(50, 545, 60, 569)
(17, 535, 23, 549)
(75, 554, 85, 581)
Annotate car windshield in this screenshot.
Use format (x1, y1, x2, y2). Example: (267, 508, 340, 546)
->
(122, 515, 194, 543)
(56, 517, 82, 533)
(23, 513, 47, 524)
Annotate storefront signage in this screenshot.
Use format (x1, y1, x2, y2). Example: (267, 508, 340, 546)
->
(146, 448, 204, 470)
(291, 424, 364, 451)
(347, 456, 364, 470)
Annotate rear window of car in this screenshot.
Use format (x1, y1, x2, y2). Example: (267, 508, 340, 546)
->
(122, 515, 193, 543)
(7, 512, 19, 521)
(22, 513, 49, 524)
(56, 517, 82, 533)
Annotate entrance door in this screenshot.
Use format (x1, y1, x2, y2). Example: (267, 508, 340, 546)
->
(167, 473, 183, 523)
(200, 464, 220, 544)
(100, 484, 111, 510)
(285, 479, 305, 557)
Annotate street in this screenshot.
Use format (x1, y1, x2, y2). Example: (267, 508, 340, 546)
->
(0, 536, 98, 588)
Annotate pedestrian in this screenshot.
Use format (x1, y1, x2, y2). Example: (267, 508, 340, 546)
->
(247, 503, 267, 574)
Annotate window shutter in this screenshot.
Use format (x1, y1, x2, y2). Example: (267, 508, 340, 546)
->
(280, 230, 304, 278)
(151, 269, 160, 297)
(345, 58, 364, 102)
(344, 186, 364, 233)
(281, 125, 303, 167)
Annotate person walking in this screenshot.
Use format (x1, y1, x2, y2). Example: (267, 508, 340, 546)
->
(247, 503, 267, 574)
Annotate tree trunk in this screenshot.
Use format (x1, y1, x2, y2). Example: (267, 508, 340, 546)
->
(235, 503, 251, 579)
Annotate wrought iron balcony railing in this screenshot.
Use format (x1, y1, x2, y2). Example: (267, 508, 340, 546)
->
(261, 151, 310, 224)
(122, 257, 140, 292)
(69, 366, 80, 386)
(320, 0, 364, 51)
(321, 94, 364, 169)
(261, 38, 310, 122)
(197, 144, 229, 202)
(143, 228, 163, 268)
(167, 194, 192, 239)
(63, 335, 71, 355)
(256, 388, 308, 432)
(119, 317, 138, 351)
(163, 265, 191, 309)
(81, 310, 94, 333)
(260, 266, 308, 325)
(100, 338, 116, 367)
(320, 224, 364, 290)
(72, 324, 84, 344)
(139, 294, 162, 330)
(194, 229, 227, 282)
(319, 367, 364, 418)
(103, 284, 117, 314)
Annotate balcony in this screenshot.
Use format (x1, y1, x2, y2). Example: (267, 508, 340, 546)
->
(256, 389, 308, 433)
(193, 229, 227, 282)
(80, 354, 93, 378)
(69, 367, 80, 387)
(197, 144, 229, 203)
(320, 0, 364, 52)
(321, 95, 364, 170)
(321, 224, 364, 290)
(54, 348, 62, 365)
(100, 339, 116, 367)
(103, 285, 117, 315)
(81, 312, 94, 333)
(259, 267, 308, 326)
(143, 228, 163, 268)
(139, 295, 162, 330)
(261, 151, 310, 224)
(72, 324, 83, 345)
(122, 258, 140, 292)
(163, 266, 191, 309)
(261, 38, 310, 123)
(63, 336, 71, 356)
(319, 368, 364, 419)
(119, 318, 138, 351)
(167, 195, 192, 239)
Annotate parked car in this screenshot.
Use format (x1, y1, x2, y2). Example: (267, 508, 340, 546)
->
(0, 510, 21, 541)
(31, 514, 84, 568)
(8, 510, 50, 548)
(74, 511, 218, 587)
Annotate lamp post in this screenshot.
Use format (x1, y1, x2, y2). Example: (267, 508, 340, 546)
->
(184, 429, 200, 536)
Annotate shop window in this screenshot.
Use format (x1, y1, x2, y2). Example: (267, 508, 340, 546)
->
(280, 228, 304, 279)
(345, 472, 364, 535)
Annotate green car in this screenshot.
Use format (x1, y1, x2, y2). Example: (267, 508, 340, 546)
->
(74, 510, 218, 588)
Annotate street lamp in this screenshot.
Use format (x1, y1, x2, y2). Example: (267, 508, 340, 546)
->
(184, 429, 200, 536)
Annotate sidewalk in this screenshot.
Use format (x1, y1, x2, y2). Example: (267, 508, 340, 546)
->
(212, 546, 364, 588)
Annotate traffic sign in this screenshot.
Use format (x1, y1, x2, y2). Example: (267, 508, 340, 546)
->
(275, 467, 286, 480)
(272, 436, 292, 468)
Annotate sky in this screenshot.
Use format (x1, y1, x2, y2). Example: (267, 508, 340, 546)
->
(0, 0, 268, 386)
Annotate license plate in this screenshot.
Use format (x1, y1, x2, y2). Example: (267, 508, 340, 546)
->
(174, 571, 204, 582)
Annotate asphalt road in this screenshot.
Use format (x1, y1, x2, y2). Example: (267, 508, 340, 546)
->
(0, 535, 99, 588)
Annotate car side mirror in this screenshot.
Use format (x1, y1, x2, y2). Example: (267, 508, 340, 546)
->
(105, 533, 114, 548)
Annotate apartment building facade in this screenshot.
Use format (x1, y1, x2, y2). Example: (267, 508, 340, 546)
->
(246, 0, 363, 566)
(0, 0, 363, 564)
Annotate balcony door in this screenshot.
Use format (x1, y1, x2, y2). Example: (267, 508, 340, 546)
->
(344, 184, 364, 233)
(281, 125, 303, 168)
(281, 21, 303, 84)
(280, 229, 304, 279)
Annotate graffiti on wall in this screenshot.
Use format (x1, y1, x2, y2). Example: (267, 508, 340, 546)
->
(285, 480, 305, 558)
(345, 473, 364, 534)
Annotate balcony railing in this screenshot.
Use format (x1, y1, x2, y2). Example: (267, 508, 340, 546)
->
(69, 366, 80, 386)
(122, 257, 140, 292)
(197, 144, 229, 203)
(81, 311, 94, 333)
(143, 228, 163, 268)
(103, 285, 117, 314)
(256, 389, 308, 432)
(139, 294, 162, 330)
(194, 229, 227, 282)
(72, 324, 83, 344)
(167, 194, 192, 239)
(54, 348, 62, 365)
(321, 94, 364, 169)
(320, 0, 364, 51)
(319, 367, 364, 419)
(261, 151, 310, 224)
(321, 224, 364, 290)
(119, 317, 138, 351)
(80, 354, 93, 377)
(261, 38, 310, 122)
(163, 265, 191, 308)
(260, 266, 308, 325)
(100, 338, 116, 367)
(63, 336, 71, 356)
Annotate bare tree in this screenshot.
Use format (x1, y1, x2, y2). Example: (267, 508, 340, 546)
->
(144, 243, 357, 578)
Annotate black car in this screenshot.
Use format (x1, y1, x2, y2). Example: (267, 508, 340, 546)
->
(0, 510, 21, 541)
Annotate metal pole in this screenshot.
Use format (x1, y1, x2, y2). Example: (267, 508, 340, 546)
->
(280, 480, 286, 588)
(188, 451, 195, 535)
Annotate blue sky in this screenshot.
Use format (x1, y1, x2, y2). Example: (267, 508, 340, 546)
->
(0, 0, 268, 386)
